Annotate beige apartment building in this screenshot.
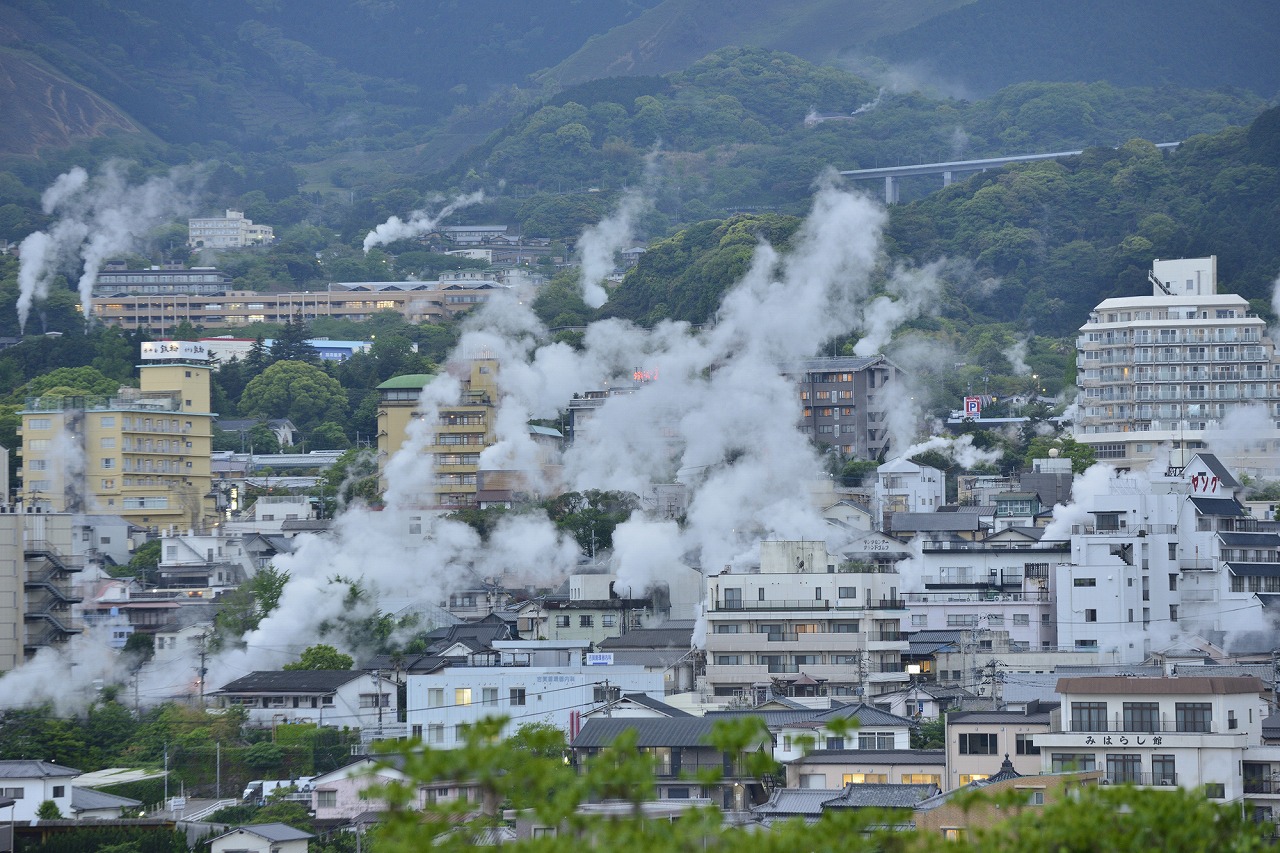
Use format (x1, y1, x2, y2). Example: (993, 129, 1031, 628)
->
(19, 344, 214, 529)
(0, 509, 83, 669)
(376, 359, 498, 508)
(187, 209, 273, 248)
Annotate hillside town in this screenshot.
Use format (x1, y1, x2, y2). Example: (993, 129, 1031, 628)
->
(4, 246, 1280, 848)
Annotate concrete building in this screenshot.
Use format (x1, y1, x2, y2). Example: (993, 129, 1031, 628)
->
(18, 342, 214, 530)
(403, 640, 664, 746)
(945, 706, 1054, 789)
(212, 670, 401, 732)
(1035, 675, 1266, 803)
(702, 539, 910, 701)
(0, 509, 84, 668)
(187, 209, 273, 249)
(781, 355, 901, 460)
(209, 823, 311, 853)
(874, 458, 945, 530)
(0, 761, 80, 823)
(1074, 256, 1280, 473)
(92, 263, 231, 298)
(1053, 453, 1280, 663)
(376, 359, 498, 508)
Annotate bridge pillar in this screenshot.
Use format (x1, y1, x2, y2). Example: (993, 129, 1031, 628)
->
(942, 170, 953, 187)
(884, 176, 899, 204)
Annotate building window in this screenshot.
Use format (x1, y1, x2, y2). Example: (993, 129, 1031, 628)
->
(1013, 614, 1029, 626)
(1152, 755, 1176, 785)
(482, 687, 498, 707)
(1050, 753, 1096, 772)
(902, 774, 941, 785)
(602, 614, 617, 627)
(1015, 734, 1039, 755)
(1073, 578, 1097, 587)
(1022, 789, 1045, 805)
(1106, 754, 1141, 784)
(1204, 783, 1225, 799)
(579, 615, 594, 628)
(1175, 702, 1212, 733)
(1084, 609, 1097, 622)
(911, 614, 927, 627)
(839, 587, 856, 599)
(455, 688, 472, 706)
(510, 687, 526, 706)
(1122, 702, 1159, 732)
(843, 773, 888, 784)
(826, 736, 845, 750)
(858, 732, 895, 750)
(1071, 702, 1107, 732)
(555, 615, 570, 628)
(51, 786, 64, 798)
(959, 733, 998, 755)
(429, 724, 444, 743)
(28, 418, 51, 430)
(317, 790, 337, 808)
(958, 775, 989, 786)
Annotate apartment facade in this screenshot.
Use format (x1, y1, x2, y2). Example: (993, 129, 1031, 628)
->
(1035, 676, 1266, 802)
(376, 359, 498, 508)
(1074, 255, 1280, 472)
(0, 509, 83, 668)
(702, 539, 910, 700)
(187, 209, 273, 248)
(18, 347, 214, 530)
(781, 355, 900, 460)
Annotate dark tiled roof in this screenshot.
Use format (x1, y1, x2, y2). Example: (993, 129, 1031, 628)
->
(597, 622, 695, 650)
(214, 670, 365, 694)
(890, 512, 984, 532)
(752, 788, 843, 816)
(948, 710, 1052, 725)
(793, 749, 945, 766)
(72, 786, 142, 811)
(1190, 497, 1246, 517)
(604, 693, 693, 717)
(0, 760, 80, 778)
(572, 718, 740, 749)
(706, 703, 912, 730)
(1218, 532, 1280, 546)
(821, 783, 939, 809)
(1227, 563, 1280, 577)
(1191, 454, 1241, 488)
(214, 823, 313, 842)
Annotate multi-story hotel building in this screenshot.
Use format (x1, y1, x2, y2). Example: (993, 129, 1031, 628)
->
(187, 209, 273, 248)
(376, 358, 498, 508)
(1074, 256, 1280, 471)
(18, 342, 215, 529)
(781, 356, 901, 460)
(89, 276, 512, 332)
(702, 539, 910, 701)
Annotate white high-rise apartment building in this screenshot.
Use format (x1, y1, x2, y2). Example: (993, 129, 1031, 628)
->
(1074, 256, 1280, 473)
(187, 209, 273, 248)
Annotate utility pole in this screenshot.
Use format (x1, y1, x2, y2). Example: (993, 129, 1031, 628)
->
(197, 634, 209, 709)
(216, 742, 221, 800)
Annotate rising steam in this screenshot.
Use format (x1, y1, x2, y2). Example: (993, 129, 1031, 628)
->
(362, 191, 484, 253)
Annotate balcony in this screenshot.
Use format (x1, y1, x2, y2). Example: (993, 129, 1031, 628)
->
(712, 599, 832, 613)
(1179, 559, 1215, 571)
(1245, 779, 1280, 795)
(866, 599, 906, 611)
(1105, 773, 1179, 787)
(1052, 720, 1222, 734)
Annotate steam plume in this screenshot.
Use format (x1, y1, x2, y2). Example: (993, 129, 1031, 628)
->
(362, 191, 484, 252)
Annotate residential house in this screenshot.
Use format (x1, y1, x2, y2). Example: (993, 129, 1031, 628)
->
(0, 761, 79, 823)
(785, 750, 946, 789)
(211, 670, 400, 732)
(946, 705, 1055, 790)
(209, 823, 311, 853)
(750, 783, 937, 827)
(188, 209, 273, 248)
(874, 458, 945, 529)
(69, 787, 143, 820)
(403, 640, 664, 747)
(708, 702, 913, 765)
(569, 717, 774, 811)
(781, 355, 902, 460)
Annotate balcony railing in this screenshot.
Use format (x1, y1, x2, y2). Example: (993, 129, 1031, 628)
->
(714, 600, 831, 612)
(866, 599, 906, 611)
(1245, 779, 1280, 794)
(1053, 721, 1220, 734)
(1105, 772, 1179, 787)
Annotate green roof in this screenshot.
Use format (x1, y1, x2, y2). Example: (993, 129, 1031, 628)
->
(376, 373, 434, 390)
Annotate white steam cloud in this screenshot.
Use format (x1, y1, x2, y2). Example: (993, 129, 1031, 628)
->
(1004, 338, 1031, 375)
(362, 191, 484, 253)
(1, 174, 954, 712)
(576, 187, 652, 308)
(16, 163, 200, 331)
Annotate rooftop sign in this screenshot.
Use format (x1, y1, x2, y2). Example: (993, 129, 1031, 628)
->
(141, 341, 209, 361)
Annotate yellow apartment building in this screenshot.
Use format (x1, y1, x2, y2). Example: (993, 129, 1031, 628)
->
(19, 343, 215, 529)
(376, 358, 498, 507)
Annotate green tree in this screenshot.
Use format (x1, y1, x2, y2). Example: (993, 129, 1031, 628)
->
(543, 490, 639, 557)
(122, 539, 161, 584)
(317, 448, 379, 515)
(214, 565, 290, 643)
(1023, 433, 1096, 474)
(240, 360, 348, 431)
(36, 799, 62, 820)
(284, 644, 353, 671)
(23, 366, 121, 399)
(269, 311, 320, 364)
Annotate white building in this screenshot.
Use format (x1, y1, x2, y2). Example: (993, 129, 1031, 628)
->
(0, 761, 78, 823)
(403, 640, 664, 747)
(1074, 255, 1280, 473)
(702, 539, 910, 700)
(212, 670, 400, 732)
(1054, 453, 1279, 664)
(188, 210, 274, 249)
(1036, 675, 1266, 803)
(874, 458, 945, 530)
